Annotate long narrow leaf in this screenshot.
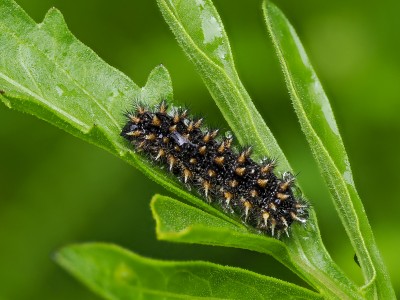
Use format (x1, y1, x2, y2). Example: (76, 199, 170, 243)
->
(157, 0, 287, 165)
(56, 243, 324, 300)
(155, 0, 368, 298)
(263, 1, 395, 298)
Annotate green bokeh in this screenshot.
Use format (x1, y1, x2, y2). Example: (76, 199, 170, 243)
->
(1, 0, 399, 299)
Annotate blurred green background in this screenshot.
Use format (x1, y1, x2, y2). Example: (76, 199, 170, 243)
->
(1, 0, 399, 299)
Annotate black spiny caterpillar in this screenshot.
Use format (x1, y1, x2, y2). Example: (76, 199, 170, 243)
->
(121, 101, 308, 237)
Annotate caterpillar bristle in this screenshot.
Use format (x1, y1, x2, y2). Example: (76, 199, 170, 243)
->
(121, 101, 309, 238)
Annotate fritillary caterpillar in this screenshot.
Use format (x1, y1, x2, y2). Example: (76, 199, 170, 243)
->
(121, 100, 308, 238)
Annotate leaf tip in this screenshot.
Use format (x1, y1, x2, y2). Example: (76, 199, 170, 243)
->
(53, 244, 79, 274)
(139, 65, 174, 106)
(41, 7, 68, 30)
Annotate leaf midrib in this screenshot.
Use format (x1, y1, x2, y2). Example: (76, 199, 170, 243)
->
(262, 4, 376, 291)
(162, 1, 272, 158)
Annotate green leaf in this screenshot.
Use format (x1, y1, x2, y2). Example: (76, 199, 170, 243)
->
(151, 195, 362, 299)
(155, 1, 366, 298)
(151, 194, 295, 267)
(56, 243, 323, 300)
(156, 0, 289, 166)
(0, 0, 235, 224)
(138, 63, 174, 106)
(263, 1, 395, 298)
(151, 194, 247, 235)
(0, 2, 136, 149)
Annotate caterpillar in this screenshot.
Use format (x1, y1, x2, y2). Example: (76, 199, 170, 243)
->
(121, 101, 308, 238)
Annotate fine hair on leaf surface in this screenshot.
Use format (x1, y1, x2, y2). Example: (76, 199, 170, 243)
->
(0, 0, 396, 299)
